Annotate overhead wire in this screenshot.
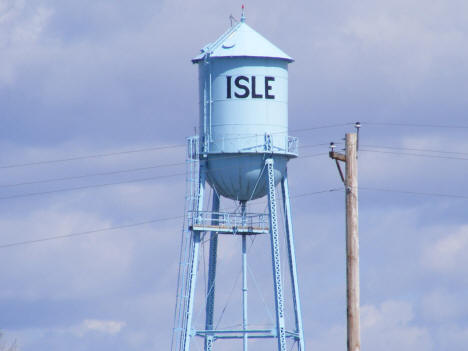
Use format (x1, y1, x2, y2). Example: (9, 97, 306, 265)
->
(290, 122, 354, 133)
(359, 144, 468, 156)
(8, 145, 468, 201)
(0, 172, 186, 200)
(0, 152, 328, 201)
(3, 184, 468, 249)
(0, 188, 341, 249)
(359, 186, 468, 200)
(0, 161, 186, 188)
(4, 118, 468, 248)
(359, 149, 468, 161)
(0, 123, 350, 170)
(4, 140, 468, 191)
(0, 144, 186, 170)
(2, 144, 467, 202)
(327, 141, 468, 158)
(360, 121, 468, 129)
(0, 215, 183, 249)
(3, 120, 466, 171)
(0, 142, 330, 189)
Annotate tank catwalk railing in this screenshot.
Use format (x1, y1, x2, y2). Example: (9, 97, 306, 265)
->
(201, 134, 299, 156)
(188, 211, 269, 235)
(193, 328, 301, 340)
(287, 136, 299, 156)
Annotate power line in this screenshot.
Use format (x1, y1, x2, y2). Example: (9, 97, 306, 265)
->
(360, 149, 468, 161)
(360, 144, 468, 157)
(6, 141, 466, 191)
(289, 188, 342, 198)
(0, 188, 340, 249)
(360, 186, 468, 199)
(0, 144, 185, 170)
(0, 153, 328, 200)
(7, 120, 467, 171)
(291, 123, 353, 133)
(3, 145, 467, 201)
(2, 184, 467, 249)
(0, 172, 186, 200)
(0, 123, 351, 170)
(3, 185, 467, 249)
(7, 139, 464, 192)
(0, 143, 329, 189)
(361, 121, 468, 129)
(0, 161, 186, 188)
(0, 216, 183, 249)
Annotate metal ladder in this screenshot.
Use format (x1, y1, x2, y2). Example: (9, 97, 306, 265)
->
(171, 136, 200, 351)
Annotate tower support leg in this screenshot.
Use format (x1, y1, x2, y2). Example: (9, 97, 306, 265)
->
(183, 166, 206, 351)
(265, 158, 287, 351)
(281, 175, 305, 351)
(204, 192, 220, 351)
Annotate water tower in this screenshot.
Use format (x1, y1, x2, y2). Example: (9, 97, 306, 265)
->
(172, 9, 305, 351)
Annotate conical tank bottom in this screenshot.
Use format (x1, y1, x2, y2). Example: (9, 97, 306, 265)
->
(206, 154, 286, 201)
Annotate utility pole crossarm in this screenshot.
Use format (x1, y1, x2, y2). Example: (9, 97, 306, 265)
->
(329, 150, 346, 184)
(329, 151, 346, 162)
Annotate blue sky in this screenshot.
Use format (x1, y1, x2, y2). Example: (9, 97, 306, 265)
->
(1, 0, 468, 350)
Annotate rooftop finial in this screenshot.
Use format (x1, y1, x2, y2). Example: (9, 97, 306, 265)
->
(240, 4, 246, 22)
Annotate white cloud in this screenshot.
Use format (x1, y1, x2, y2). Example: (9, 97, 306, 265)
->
(361, 300, 434, 351)
(307, 324, 346, 350)
(307, 300, 433, 351)
(74, 319, 126, 336)
(421, 289, 468, 322)
(422, 225, 468, 273)
(356, 132, 468, 194)
(0, 0, 54, 85)
(435, 325, 468, 351)
(0, 207, 134, 300)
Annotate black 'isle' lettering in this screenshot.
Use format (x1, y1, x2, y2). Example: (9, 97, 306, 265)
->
(265, 76, 275, 99)
(226, 76, 232, 98)
(251, 76, 263, 98)
(226, 75, 276, 100)
(234, 76, 250, 98)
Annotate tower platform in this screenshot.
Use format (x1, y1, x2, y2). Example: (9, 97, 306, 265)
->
(188, 211, 269, 235)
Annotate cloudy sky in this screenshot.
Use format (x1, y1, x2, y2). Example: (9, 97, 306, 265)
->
(1, 0, 468, 350)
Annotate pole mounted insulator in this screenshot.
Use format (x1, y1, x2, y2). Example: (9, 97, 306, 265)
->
(354, 122, 361, 153)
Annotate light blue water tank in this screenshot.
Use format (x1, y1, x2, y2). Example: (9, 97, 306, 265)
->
(192, 15, 297, 201)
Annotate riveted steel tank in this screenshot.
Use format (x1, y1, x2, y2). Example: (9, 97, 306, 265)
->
(192, 16, 297, 201)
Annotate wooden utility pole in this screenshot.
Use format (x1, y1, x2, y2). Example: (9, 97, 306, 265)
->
(330, 133, 361, 351)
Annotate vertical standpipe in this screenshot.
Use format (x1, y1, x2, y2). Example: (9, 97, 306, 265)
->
(204, 193, 220, 351)
(241, 201, 248, 351)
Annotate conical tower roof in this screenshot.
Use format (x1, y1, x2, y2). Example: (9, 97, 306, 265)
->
(192, 16, 293, 63)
